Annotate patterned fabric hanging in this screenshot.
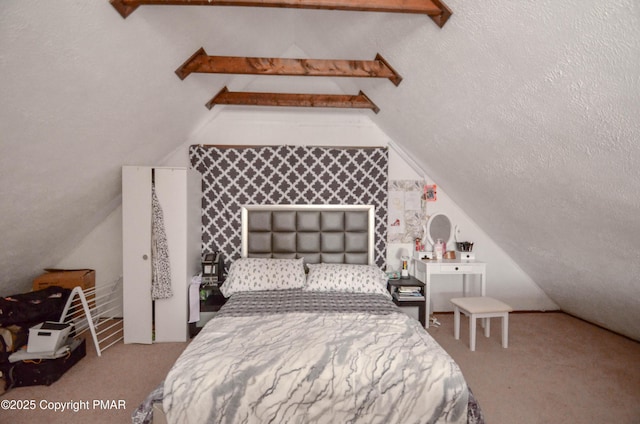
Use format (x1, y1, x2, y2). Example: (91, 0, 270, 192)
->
(151, 183, 173, 300)
(190, 145, 388, 269)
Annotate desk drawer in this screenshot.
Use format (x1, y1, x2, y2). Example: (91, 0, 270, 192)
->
(439, 265, 476, 273)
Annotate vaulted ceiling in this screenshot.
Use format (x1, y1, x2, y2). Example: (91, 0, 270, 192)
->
(1, 1, 639, 340)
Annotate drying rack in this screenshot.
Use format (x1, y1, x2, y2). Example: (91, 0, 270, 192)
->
(59, 277, 123, 357)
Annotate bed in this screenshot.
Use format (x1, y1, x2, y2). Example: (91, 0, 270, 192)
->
(133, 205, 483, 424)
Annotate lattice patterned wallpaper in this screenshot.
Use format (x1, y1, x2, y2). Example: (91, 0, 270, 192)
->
(190, 145, 388, 269)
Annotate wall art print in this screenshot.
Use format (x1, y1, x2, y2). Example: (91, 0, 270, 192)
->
(388, 180, 427, 244)
(190, 145, 388, 269)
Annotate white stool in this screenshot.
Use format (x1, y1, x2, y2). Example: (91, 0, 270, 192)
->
(450, 297, 513, 351)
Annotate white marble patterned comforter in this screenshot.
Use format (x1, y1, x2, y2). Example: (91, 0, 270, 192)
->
(163, 308, 469, 424)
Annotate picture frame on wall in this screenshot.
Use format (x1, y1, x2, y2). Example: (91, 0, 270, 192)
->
(424, 184, 437, 202)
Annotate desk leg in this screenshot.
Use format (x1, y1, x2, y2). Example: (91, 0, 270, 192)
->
(480, 269, 487, 328)
(481, 269, 486, 296)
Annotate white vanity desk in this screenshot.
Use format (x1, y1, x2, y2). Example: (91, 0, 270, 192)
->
(413, 258, 486, 328)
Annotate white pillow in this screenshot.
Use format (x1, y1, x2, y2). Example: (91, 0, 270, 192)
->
(220, 257, 306, 297)
(304, 263, 391, 299)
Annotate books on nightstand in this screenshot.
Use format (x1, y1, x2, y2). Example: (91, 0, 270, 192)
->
(392, 286, 425, 301)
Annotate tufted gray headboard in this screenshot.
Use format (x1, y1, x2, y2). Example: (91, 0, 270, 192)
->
(241, 205, 375, 265)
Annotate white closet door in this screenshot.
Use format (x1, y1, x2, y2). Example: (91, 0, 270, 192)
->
(122, 166, 153, 344)
(154, 168, 189, 342)
(186, 168, 202, 295)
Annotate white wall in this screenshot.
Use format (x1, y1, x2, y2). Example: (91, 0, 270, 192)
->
(387, 144, 557, 311)
(55, 205, 124, 316)
(58, 107, 557, 313)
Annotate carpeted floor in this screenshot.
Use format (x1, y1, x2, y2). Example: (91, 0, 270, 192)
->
(1, 312, 639, 423)
(428, 312, 640, 424)
(0, 336, 188, 423)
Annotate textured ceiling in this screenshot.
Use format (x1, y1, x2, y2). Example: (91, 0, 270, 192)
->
(1, 1, 639, 340)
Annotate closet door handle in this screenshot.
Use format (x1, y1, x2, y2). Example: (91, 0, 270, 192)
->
(142, 254, 149, 260)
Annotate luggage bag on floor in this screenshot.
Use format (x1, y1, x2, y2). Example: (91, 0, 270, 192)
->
(0, 286, 71, 327)
(5, 338, 86, 390)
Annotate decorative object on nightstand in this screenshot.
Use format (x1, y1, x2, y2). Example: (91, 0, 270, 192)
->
(398, 247, 412, 279)
(387, 270, 400, 280)
(388, 276, 426, 327)
(401, 256, 411, 280)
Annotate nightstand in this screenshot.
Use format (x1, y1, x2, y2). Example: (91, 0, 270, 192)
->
(189, 280, 227, 338)
(388, 276, 426, 328)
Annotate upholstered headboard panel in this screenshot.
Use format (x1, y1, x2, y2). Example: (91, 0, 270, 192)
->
(241, 205, 375, 265)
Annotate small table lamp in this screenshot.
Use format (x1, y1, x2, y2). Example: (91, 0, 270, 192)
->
(400, 248, 410, 279)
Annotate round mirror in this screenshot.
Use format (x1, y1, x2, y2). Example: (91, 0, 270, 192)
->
(425, 213, 453, 247)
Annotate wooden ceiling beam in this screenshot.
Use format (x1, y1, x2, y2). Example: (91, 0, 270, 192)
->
(175, 48, 402, 86)
(110, 0, 452, 27)
(206, 87, 380, 113)
(429, 0, 452, 28)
